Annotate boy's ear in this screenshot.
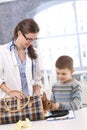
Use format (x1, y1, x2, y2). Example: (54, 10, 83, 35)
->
(71, 69, 74, 73)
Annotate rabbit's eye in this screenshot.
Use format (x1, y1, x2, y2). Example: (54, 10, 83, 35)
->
(48, 102, 50, 105)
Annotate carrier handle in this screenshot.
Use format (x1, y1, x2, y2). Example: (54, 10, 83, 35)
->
(4, 90, 31, 113)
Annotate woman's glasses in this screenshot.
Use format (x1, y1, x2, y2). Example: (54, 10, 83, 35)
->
(22, 33, 38, 42)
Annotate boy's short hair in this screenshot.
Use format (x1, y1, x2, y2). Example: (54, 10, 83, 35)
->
(55, 55, 73, 70)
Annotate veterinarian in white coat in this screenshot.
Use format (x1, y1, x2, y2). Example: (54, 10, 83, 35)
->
(0, 19, 42, 98)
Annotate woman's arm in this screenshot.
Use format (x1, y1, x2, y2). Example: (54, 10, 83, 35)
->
(0, 82, 11, 94)
(32, 58, 42, 87)
(32, 53, 42, 96)
(0, 82, 25, 98)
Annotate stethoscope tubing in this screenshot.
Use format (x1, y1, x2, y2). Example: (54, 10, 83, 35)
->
(10, 40, 17, 51)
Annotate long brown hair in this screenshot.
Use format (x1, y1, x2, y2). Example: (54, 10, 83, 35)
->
(12, 19, 40, 59)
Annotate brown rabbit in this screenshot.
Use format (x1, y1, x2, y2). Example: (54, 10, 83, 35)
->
(42, 92, 54, 111)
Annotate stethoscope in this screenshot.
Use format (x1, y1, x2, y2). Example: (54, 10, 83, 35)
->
(9, 40, 28, 67)
(9, 40, 20, 66)
(10, 40, 18, 52)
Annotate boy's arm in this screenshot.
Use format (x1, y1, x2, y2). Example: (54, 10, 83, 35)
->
(58, 85, 82, 110)
(50, 82, 82, 111)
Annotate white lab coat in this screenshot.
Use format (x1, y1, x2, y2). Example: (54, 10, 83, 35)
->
(0, 41, 42, 98)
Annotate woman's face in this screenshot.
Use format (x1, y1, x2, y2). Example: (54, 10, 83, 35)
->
(56, 67, 73, 83)
(16, 31, 38, 49)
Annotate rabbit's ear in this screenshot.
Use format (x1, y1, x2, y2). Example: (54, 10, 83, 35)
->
(42, 92, 47, 101)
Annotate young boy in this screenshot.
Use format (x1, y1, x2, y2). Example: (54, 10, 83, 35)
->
(50, 55, 82, 111)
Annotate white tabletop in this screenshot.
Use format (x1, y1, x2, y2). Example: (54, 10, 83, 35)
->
(0, 107, 87, 130)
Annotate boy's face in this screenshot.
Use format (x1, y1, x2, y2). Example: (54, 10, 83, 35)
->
(56, 67, 74, 83)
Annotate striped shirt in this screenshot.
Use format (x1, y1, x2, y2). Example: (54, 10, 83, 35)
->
(51, 79, 82, 111)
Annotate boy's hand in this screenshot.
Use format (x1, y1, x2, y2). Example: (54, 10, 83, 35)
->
(50, 102, 60, 111)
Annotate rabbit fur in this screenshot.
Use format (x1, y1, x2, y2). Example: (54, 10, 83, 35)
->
(41, 92, 54, 111)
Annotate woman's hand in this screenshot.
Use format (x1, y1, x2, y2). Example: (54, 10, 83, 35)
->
(33, 85, 41, 96)
(0, 83, 25, 99)
(8, 91, 25, 99)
